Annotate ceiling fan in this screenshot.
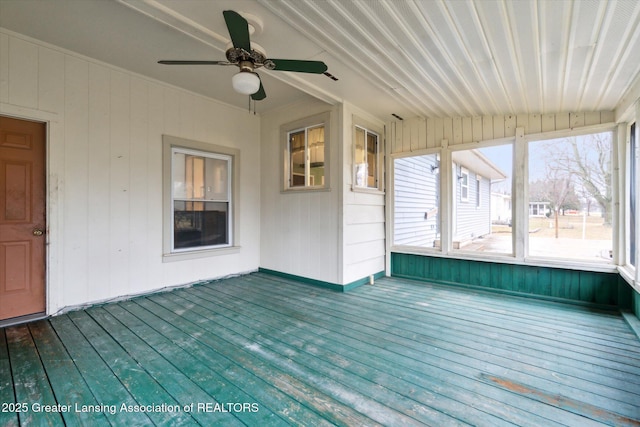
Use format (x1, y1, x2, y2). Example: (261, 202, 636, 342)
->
(158, 10, 328, 101)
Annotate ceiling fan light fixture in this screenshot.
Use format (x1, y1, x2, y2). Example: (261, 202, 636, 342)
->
(232, 71, 260, 95)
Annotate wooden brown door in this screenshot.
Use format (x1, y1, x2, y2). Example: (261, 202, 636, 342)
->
(0, 116, 46, 321)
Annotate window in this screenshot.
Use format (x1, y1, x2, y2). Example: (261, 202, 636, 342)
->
(393, 153, 440, 248)
(528, 131, 613, 262)
(282, 112, 329, 191)
(354, 125, 379, 189)
(171, 148, 231, 251)
(288, 124, 324, 188)
(451, 144, 512, 254)
(459, 167, 469, 202)
(163, 135, 239, 257)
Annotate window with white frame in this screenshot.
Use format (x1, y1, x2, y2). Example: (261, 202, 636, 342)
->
(460, 167, 469, 202)
(354, 125, 379, 189)
(162, 135, 238, 257)
(282, 113, 329, 191)
(171, 147, 232, 251)
(476, 175, 482, 208)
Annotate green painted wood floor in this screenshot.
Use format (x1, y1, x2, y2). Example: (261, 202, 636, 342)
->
(1, 273, 640, 426)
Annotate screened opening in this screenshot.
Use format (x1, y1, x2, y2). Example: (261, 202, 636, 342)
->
(393, 153, 440, 248)
(451, 144, 512, 254)
(528, 131, 613, 262)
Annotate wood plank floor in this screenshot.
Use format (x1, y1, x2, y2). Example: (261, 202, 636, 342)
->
(1, 272, 639, 426)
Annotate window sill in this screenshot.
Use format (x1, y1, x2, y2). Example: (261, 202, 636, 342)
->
(282, 187, 331, 194)
(163, 246, 241, 262)
(351, 186, 385, 196)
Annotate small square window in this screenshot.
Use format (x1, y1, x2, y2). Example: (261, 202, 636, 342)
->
(354, 125, 379, 189)
(282, 112, 330, 191)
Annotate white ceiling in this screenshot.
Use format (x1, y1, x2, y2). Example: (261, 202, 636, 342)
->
(1, 0, 639, 121)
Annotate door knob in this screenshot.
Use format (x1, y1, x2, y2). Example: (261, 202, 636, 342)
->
(33, 228, 44, 236)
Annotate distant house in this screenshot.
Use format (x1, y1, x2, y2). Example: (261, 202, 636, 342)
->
(529, 201, 551, 217)
(491, 192, 512, 225)
(394, 150, 506, 249)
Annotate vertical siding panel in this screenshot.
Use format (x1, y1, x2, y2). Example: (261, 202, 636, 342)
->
(443, 117, 453, 144)
(129, 77, 149, 291)
(179, 91, 195, 139)
(504, 114, 516, 137)
(601, 111, 615, 123)
(541, 114, 556, 132)
(492, 115, 505, 139)
(0, 33, 8, 103)
(523, 266, 539, 294)
(402, 119, 411, 152)
(538, 267, 552, 296)
(8, 37, 38, 108)
(594, 273, 615, 305)
(163, 87, 181, 137)
(434, 117, 444, 145)
(87, 63, 111, 302)
(528, 114, 542, 134)
(482, 115, 493, 140)
(452, 117, 463, 144)
(425, 118, 435, 149)
(579, 272, 596, 303)
(412, 118, 427, 151)
(109, 70, 131, 297)
(462, 117, 473, 143)
(37, 47, 64, 113)
(555, 113, 570, 130)
(392, 121, 402, 154)
(468, 261, 484, 287)
(457, 259, 470, 284)
(567, 270, 581, 300)
(584, 111, 601, 126)
(63, 55, 90, 305)
(146, 82, 165, 286)
(472, 116, 482, 142)
(512, 264, 526, 293)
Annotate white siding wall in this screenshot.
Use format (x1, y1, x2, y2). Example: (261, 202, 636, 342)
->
(341, 104, 386, 284)
(454, 171, 491, 242)
(0, 30, 261, 314)
(393, 155, 439, 247)
(260, 100, 340, 284)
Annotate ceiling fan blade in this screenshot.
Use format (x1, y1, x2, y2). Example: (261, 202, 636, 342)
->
(223, 10, 251, 52)
(251, 77, 266, 101)
(268, 59, 328, 74)
(158, 60, 231, 65)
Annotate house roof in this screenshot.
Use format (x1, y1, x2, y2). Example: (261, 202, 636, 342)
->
(452, 149, 507, 182)
(1, 0, 639, 120)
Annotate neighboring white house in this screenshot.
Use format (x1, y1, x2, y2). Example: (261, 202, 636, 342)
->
(491, 192, 512, 225)
(529, 201, 551, 217)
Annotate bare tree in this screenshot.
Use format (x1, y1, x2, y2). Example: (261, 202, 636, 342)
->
(550, 133, 612, 224)
(530, 171, 577, 237)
